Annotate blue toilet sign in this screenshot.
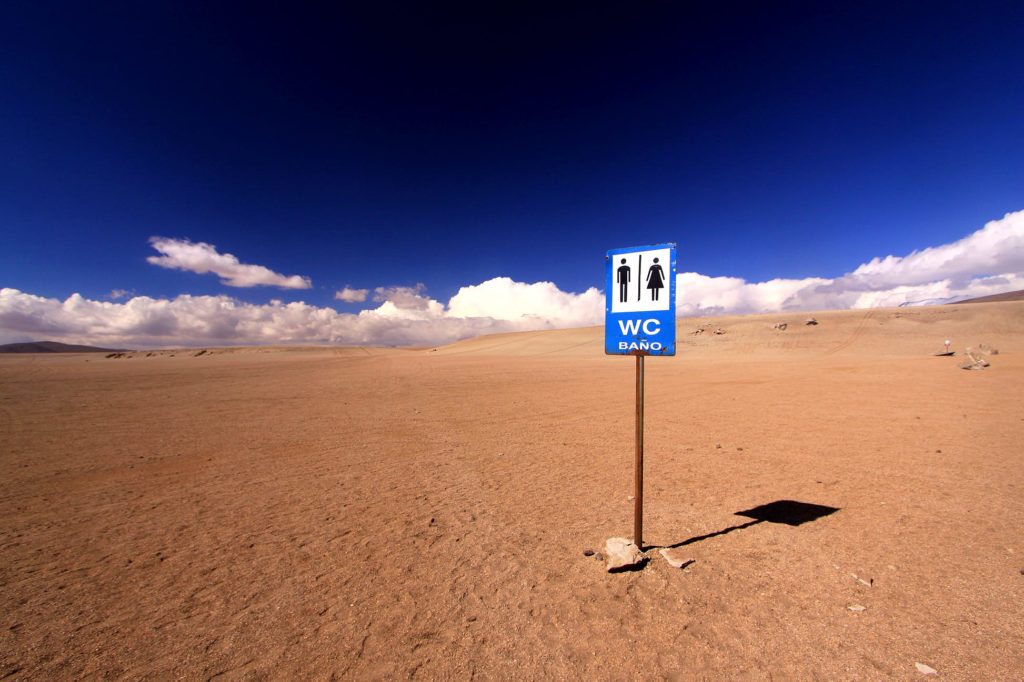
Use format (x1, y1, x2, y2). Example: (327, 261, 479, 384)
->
(605, 243, 677, 356)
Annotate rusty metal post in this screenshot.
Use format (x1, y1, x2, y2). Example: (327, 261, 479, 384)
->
(634, 354, 644, 548)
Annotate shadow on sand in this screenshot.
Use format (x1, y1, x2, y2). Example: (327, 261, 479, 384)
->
(657, 499, 839, 551)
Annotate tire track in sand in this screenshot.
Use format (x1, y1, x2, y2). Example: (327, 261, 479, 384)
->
(824, 308, 876, 355)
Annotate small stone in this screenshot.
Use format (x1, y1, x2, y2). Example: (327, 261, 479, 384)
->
(915, 662, 937, 675)
(936, 449, 942, 453)
(594, 552, 604, 561)
(1019, 567, 1023, 575)
(736, 447, 743, 452)
(848, 604, 866, 612)
(805, 317, 818, 325)
(658, 549, 694, 569)
(604, 537, 645, 572)
(851, 573, 872, 587)
(583, 549, 594, 557)
(715, 444, 722, 449)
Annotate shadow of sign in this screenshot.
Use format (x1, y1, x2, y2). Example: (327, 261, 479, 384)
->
(660, 500, 839, 550)
(734, 499, 840, 526)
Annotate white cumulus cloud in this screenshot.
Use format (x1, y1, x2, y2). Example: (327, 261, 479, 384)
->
(147, 237, 312, 289)
(335, 286, 369, 303)
(447, 277, 603, 326)
(842, 211, 1024, 290)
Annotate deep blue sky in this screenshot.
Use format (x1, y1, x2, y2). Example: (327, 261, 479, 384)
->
(2, 1, 1022, 307)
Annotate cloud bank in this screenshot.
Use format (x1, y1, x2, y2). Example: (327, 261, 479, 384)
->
(678, 209, 1024, 315)
(0, 278, 603, 348)
(2, 210, 1021, 347)
(147, 237, 312, 289)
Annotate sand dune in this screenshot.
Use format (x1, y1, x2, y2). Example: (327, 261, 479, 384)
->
(1, 302, 1022, 678)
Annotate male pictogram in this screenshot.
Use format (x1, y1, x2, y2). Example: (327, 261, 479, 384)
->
(617, 258, 631, 302)
(646, 257, 665, 301)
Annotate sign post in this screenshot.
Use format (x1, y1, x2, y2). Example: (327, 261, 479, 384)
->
(605, 243, 677, 549)
(634, 353, 644, 547)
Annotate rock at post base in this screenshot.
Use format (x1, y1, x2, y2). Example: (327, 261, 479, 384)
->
(604, 537, 645, 572)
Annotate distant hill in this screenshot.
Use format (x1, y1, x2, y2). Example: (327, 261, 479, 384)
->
(955, 289, 1024, 304)
(0, 341, 128, 354)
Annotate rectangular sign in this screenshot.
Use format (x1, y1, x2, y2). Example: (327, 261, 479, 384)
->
(605, 243, 677, 355)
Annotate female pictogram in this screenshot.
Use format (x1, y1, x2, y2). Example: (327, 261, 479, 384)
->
(646, 258, 665, 301)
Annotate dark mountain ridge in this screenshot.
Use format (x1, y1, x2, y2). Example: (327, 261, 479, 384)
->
(0, 341, 128, 353)
(955, 289, 1024, 304)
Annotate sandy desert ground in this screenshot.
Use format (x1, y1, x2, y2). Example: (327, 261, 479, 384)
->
(1, 302, 1023, 680)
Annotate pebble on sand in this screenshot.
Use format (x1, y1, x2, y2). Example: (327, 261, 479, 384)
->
(915, 662, 937, 675)
(847, 604, 866, 612)
(658, 549, 694, 569)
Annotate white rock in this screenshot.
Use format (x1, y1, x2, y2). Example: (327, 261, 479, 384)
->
(848, 604, 866, 612)
(915, 662, 937, 675)
(604, 537, 645, 572)
(658, 549, 694, 569)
